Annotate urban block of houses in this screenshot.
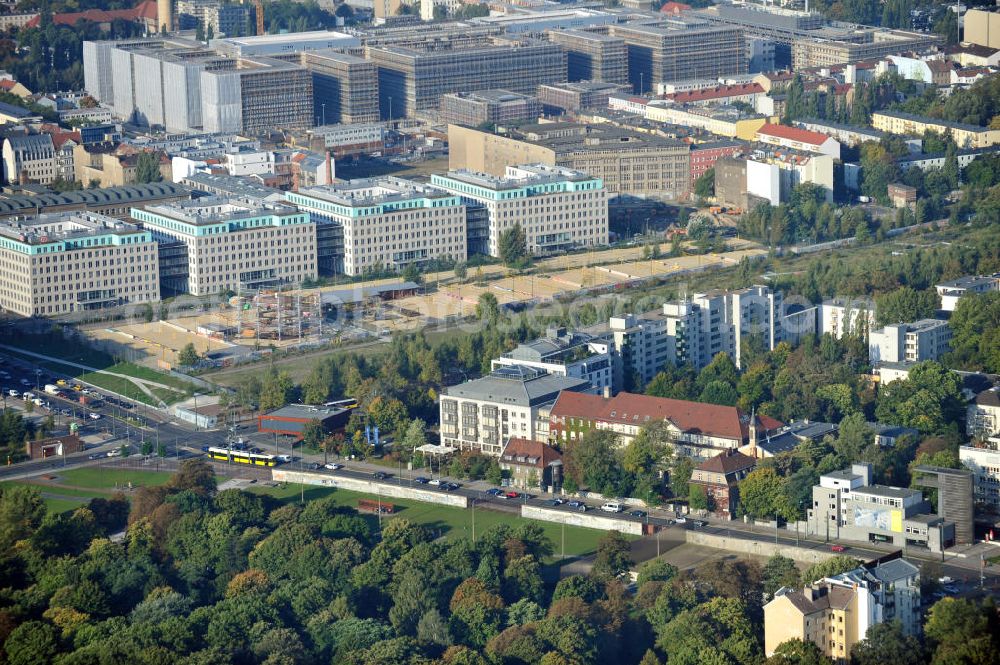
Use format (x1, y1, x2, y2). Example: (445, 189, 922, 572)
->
(548, 390, 783, 459)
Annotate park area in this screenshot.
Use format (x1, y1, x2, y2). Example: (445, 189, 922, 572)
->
(3, 464, 614, 560)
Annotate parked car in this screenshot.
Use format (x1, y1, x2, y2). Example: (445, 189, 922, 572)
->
(938, 576, 955, 585)
(629, 509, 647, 518)
(600, 501, 624, 513)
(502, 491, 520, 499)
(428, 479, 442, 486)
(7, 389, 17, 397)
(692, 520, 707, 528)
(674, 516, 687, 524)
(107, 448, 123, 457)
(372, 471, 390, 480)
(324, 463, 343, 470)
(306, 462, 320, 470)
(413, 477, 430, 484)
(485, 488, 503, 497)
(567, 500, 587, 511)
(443, 482, 461, 491)
(830, 544, 846, 552)
(89, 413, 101, 420)
(88, 453, 103, 460)
(942, 584, 959, 594)
(546, 498, 565, 507)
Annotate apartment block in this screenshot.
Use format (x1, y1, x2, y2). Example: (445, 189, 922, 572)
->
(610, 22, 746, 93)
(960, 444, 1000, 511)
(439, 365, 592, 456)
(964, 8, 1000, 49)
(806, 463, 956, 552)
(430, 164, 607, 258)
(301, 51, 380, 126)
(131, 197, 316, 296)
(547, 30, 628, 84)
(0, 212, 160, 317)
(868, 318, 951, 365)
(645, 103, 769, 141)
(548, 390, 783, 459)
(689, 140, 743, 187)
(2, 134, 57, 186)
(967, 388, 1000, 441)
(765, 556, 921, 660)
(872, 111, 1000, 149)
(935, 274, 999, 312)
(820, 297, 876, 340)
(439, 90, 542, 128)
(537, 81, 631, 114)
(367, 38, 566, 118)
(448, 123, 692, 200)
(286, 177, 465, 277)
(756, 123, 841, 159)
(491, 326, 617, 393)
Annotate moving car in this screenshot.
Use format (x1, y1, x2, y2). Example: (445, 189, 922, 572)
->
(546, 498, 565, 507)
(372, 471, 390, 480)
(830, 544, 846, 552)
(428, 479, 442, 486)
(413, 477, 430, 484)
(443, 482, 461, 491)
(674, 517, 687, 524)
(629, 509, 647, 518)
(485, 488, 503, 497)
(324, 463, 343, 470)
(692, 520, 707, 528)
(502, 491, 520, 499)
(89, 413, 101, 420)
(567, 500, 587, 511)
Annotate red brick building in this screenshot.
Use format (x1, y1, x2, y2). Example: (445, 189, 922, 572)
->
(689, 140, 744, 188)
(689, 448, 757, 519)
(25, 434, 83, 460)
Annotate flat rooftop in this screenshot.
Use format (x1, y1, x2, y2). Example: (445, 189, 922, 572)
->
(263, 404, 349, 420)
(852, 484, 920, 499)
(211, 30, 358, 47)
(0, 211, 145, 245)
(142, 196, 301, 225)
(437, 163, 597, 189)
(443, 89, 536, 103)
(295, 177, 454, 207)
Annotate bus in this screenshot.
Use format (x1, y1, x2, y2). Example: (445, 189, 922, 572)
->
(206, 446, 278, 467)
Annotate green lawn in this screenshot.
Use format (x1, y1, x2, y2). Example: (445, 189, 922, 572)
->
(76, 372, 159, 406)
(250, 483, 615, 559)
(42, 497, 89, 514)
(107, 362, 196, 394)
(54, 467, 174, 490)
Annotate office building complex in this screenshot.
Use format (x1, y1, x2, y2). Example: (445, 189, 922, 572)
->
(287, 177, 465, 277)
(872, 111, 1000, 149)
(0, 212, 160, 317)
(430, 164, 607, 258)
(549, 390, 782, 459)
(547, 30, 628, 84)
(806, 463, 956, 552)
(0, 183, 191, 221)
(366, 38, 566, 118)
(765, 556, 921, 660)
(2, 134, 56, 185)
(176, 0, 254, 36)
(209, 31, 360, 58)
(439, 90, 542, 128)
(491, 326, 616, 393)
(448, 123, 691, 200)
(537, 81, 631, 113)
(132, 197, 316, 296)
(960, 444, 1000, 511)
(610, 21, 745, 92)
(868, 319, 951, 365)
(201, 57, 313, 134)
(300, 51, 379, 126)
(439, 365, 591, 456)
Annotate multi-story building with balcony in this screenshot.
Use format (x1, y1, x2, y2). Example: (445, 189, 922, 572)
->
(131, 197, 315, 296)
(287, 177, 465, 276)
(868, 319, 951, 365)
(430, 164, 607, 259)
(491, 326, 617, 393)
(960, 443, 1000, 511)
(819, 297, 876, 340)
(0, 212, 159, 316)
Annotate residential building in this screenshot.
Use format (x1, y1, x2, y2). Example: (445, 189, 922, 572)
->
(367, 38, 566, 118)
(689, 448, 757, 518)
(439, 365, 592, 456)
(301, 51, 380, 126)
(0, 101, 41, 124)
(911, 465, 975, 544)
(548, 390, 782, 459)
(439, 90, 542, 128)
(755, 123, 841, 159)
(872, 110, 1000, 149)
(868, 319, 951, 365)
(964, 8, 1000, 49)
(805, 463, 956, 552)
(258, 403, 352, 439)
(874, 361, 914, 386)
(727, 151, 834, 206)
(793, 119, 883, 148)
(430, 164, 607, 258)
(0, 212, 160, 317)
(663, 82, 765, 107)
(131, 197, 316, 295)
(943, 42, 1000, 68)
(689, 140, 743, 187)
(73, 144, 171, 188)
(499, 437, 564, 492)
(935, 274, 999, 312)
(491, 326, 616, 393)
(764, 555, 921, 660)
(0, 182, 191, 221)
(448, 123, 692, 200)
(645, 103, 770, 140)
(751, 419, 839, 458)
(610, 22, 746, 93)
(819, 297, 875, 340)
(2, 134, 56, 186)
(307, 123, 385, 158)
(547, 30, 628, 84)
(967, 388, 1000, 440)
(286, 177, 465, 277)
(960, 444, 1000, 512)
(536, 81, 631, 114)
(869, 422, 920, 448)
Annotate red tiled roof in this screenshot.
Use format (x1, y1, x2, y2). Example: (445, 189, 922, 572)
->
(667, 83, 764, 104)
(757, 123, 830, 146)
(550, 391, 783, 443)
(697, 448, 756, 474)
(659, 1, 691, 13)
(26, 0, 156, 28)
(0, 80, 16, 91)
(500, 438, 562, 469)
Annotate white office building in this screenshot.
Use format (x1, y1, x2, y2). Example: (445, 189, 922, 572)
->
(960, 444, 1000, 511)
(869, 319, 951, 365)
(491, 326, 617, 393)
(287, 177, 466, 277)
(0, 212, 160, 317)
(431, 164, 608, 259)
(131, 197, 316, 296)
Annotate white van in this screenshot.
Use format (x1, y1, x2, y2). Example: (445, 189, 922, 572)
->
(600, 501, 624, 513)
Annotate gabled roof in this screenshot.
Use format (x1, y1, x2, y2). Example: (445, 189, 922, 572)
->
(500, 438, 562, 469)
(659, 1, 691, 13)
(696, 449, 756, 474)
(757, 123, 831, 146)
(667, 83, 764, 104)
(550, 391, 783, 443)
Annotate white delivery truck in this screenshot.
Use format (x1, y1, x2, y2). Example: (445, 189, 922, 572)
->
(44, 384, 60, 395)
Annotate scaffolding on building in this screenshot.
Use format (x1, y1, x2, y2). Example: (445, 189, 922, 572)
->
(236, 286, 323, 343)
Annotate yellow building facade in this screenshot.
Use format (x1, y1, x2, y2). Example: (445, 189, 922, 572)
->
(871, 111, 1000, 149)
